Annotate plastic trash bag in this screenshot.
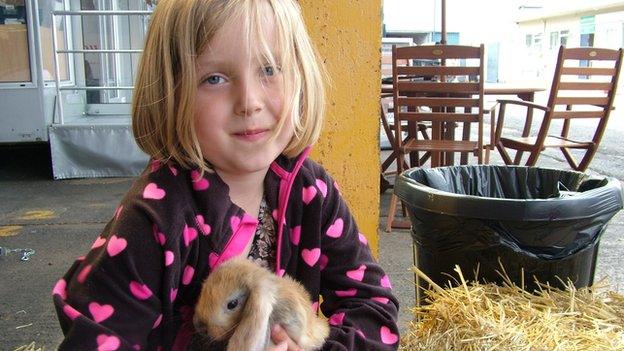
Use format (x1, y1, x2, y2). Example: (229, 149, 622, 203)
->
(394, 165, 623, 291)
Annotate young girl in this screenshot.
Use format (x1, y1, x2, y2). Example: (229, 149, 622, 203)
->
(53, 0, 399, 350)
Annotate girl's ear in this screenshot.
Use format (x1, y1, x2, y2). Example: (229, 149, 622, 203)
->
(226, 280, 275, 351)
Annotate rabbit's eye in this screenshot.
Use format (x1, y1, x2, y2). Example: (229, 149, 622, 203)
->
(227, 299, 239, 310)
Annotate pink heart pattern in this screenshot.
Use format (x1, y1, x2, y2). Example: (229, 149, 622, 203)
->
(164, 251, 174, 266)
(319, 254, 329, 271)
(91, 236, 106, 249)
(150, 160, 161, 172)
(301, 248, 321, 267)
(114, 206, 123, 220)
(358, 233, 368, 245)
(208, 253, 219, 269)
(129, 281, 153, 300)
(106, 235, 127, 257)
(170, 288, 178, 302)
(311, 301, 319, 313)
(380, 326, 398, 345)
(381, 275, 392, 289)
(326, 218, 344, 238)
(272, 209, 279, 221)
(152, 314, 163, 329)
(302, 186, 317, 205)
(152, 224, 166, 246)
(143, 183, 166, 200)
(63, 304, 81, 320)
(97, 334, 121, 351)
(328, 312, 345, 326)
(196, 215, 211, 236)
(157, 233, 166, 246)
(372, 297, 390, 304)
(183, 225, 197, 247)
(335, 288, 358, 297)
(346, 265, 367, 281)
(182, 265, 195, 285)
(230, 216, 241, 234)
(315, 179, 328, 198)
(53, 279, 67, 300)
(290, 226, 301, 245)
(89, 302, 114, 323)
(77, 264, 92, 284)
(168, 165, 178, 176)
(191, 170, 209, 191)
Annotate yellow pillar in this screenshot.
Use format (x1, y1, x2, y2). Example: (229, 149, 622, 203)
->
(300, 1, 382, 256)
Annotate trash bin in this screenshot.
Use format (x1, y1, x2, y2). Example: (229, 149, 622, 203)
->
(394, 165, 623, 292)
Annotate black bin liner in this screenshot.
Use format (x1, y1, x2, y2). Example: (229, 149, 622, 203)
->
(394, 165, 623, 291)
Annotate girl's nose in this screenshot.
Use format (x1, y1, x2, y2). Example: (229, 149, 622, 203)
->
(234, 79, 263, 117)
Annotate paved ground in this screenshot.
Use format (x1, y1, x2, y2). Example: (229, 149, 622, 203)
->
(1, 100, 624, 349)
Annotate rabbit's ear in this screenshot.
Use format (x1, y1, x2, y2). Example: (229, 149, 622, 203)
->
(226, 280, 275, 351)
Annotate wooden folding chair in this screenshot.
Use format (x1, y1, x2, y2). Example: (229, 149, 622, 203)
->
(385, 44, 486, 232)
(493, 46, 623, 171)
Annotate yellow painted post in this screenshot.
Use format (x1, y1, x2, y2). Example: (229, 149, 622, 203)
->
(300, 1, 382, 256)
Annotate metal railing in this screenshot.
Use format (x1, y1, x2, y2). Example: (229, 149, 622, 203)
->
(51, 10, 152, 124)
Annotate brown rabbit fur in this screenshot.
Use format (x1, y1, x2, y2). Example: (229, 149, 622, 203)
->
(193, 257, 329, 351)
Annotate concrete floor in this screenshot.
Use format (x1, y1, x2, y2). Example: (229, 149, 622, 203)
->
(1, 136, 624, 350)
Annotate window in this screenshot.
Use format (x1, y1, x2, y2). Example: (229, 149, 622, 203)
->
(525, 34, 533, 48)
(560, 30, 569, 46)
(0, 0, 31, 82)
(533, 33, 542, 51)
(80, 0, 150, 105)
(41, 0, 72, 82)
(549, 31, 559, 50)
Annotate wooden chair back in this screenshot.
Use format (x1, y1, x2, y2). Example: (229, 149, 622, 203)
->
(542, 46, 622, 170)
(391, 44, 485, 168)
(495, 46, 623, 171)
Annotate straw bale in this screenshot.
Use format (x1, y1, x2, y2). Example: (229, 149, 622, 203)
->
(399, 266, 624, 351)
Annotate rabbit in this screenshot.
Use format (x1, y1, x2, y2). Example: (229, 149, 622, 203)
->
(193, 257, 330, 351)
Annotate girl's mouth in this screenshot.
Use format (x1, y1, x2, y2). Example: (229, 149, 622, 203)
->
(233, 129, 269, 142)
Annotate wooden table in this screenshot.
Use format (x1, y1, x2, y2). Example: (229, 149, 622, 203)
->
(484, 83, 546, 102)
(382, 83, 545, 101)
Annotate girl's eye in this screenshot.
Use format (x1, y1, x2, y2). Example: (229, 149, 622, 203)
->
(262, 66, 277, 77)
(204, 75, 225, 85)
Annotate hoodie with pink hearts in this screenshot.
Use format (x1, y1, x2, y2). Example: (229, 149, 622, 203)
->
(53, 147, 399, 351)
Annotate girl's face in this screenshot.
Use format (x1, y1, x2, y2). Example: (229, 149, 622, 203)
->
(194, 7, 293, 179)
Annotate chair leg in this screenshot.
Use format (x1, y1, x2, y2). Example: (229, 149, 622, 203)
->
(461, 121, 471, 165)
(560, 147, 579, 170)
(385, 194, 399, 233)
(525, 150, 541, 167)
(513, 151, 524, 165)
(576, 146, 598, 172)
(496, 142, 514, 165)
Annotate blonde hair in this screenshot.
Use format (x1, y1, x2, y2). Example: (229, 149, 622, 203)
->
(132, 0, 326, 172)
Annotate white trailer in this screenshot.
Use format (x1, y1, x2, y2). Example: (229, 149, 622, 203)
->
(1, 0, 152, 179)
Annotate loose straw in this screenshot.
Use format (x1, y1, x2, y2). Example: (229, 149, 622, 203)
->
(399, 265, 624, 351)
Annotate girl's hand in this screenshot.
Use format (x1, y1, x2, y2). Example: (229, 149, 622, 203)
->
(266, 324, 303, 351)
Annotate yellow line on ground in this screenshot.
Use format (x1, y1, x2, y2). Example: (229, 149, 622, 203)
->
(0, 226, 22, 237)
(17, 210, 57, 220)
